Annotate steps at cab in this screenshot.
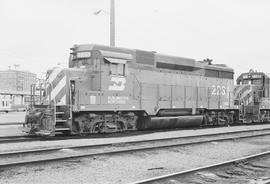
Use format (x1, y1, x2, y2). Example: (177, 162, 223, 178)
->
(55, 105, 70, 132)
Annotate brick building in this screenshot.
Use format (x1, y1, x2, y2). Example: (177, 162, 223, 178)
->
(0, 70, 36, 110)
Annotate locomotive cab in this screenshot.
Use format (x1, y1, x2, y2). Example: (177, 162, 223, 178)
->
(24, 45, 139, 135)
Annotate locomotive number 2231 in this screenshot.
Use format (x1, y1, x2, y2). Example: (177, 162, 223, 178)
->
(211, 85, 226, 96)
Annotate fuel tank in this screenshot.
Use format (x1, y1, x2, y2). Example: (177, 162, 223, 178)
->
(138, 115, 204, 130)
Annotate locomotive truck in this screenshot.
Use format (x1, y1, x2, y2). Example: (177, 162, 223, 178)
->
(24, 44, 239, 136)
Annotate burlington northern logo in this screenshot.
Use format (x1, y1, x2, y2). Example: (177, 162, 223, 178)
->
(108, 76, 126, 91)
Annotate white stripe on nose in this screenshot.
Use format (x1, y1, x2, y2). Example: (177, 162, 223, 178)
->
(48, 68, 62, 83)
(57, 94, 66, 105)
(50, 76, 66, 100)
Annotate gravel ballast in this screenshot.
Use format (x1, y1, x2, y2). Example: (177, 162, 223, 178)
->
(1, 135, 270, 184)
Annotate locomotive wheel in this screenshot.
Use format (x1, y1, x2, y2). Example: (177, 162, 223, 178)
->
(92, 122, 106, 133)
(116, 121, 125, 132)
(91, 121, 125, 133)
(29, 127, 39, 135)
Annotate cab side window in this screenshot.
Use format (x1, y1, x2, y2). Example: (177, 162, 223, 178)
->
(110, 63, 126, 76)
(110, 63, 118, 75)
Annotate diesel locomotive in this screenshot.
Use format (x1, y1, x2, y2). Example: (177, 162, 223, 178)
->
(234, 70, 270, 123)
(24, 44, 240, 136)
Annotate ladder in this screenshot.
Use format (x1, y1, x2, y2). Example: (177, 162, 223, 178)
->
(54, 105, 70, 132)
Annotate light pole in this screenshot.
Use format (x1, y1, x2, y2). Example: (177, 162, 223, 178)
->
(13, 64, 20, 70)
(94, 0, 115, 47)
(110, 0, 115, 47)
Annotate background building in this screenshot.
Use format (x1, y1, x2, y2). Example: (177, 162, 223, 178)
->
(0, 70, 36, 111)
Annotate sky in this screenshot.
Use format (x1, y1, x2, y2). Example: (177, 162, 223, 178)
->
(1, 0, 270, 78)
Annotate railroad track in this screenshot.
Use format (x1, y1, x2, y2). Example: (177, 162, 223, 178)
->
(0, 122, 24, 126)
(0, 135, 40, 144)
(1, 128, 270, 167)
(130, 151, 270, 184)
(1, 123, 270, 144)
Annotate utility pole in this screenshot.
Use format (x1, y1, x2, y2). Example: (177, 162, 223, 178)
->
(110, 0, 115, 47)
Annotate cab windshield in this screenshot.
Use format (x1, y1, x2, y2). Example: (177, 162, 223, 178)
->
(69, 51, 99, 71)
(242, 79, 261, 85)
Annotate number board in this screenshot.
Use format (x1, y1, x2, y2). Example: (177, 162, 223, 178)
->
(243, 74, 262, 79)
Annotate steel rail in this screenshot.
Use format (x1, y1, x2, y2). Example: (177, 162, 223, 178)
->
(1, 129, 270, 167)
(0, 122, 24, 126)
(129, 150, 270, 184)
(0, 135, 39, 144)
